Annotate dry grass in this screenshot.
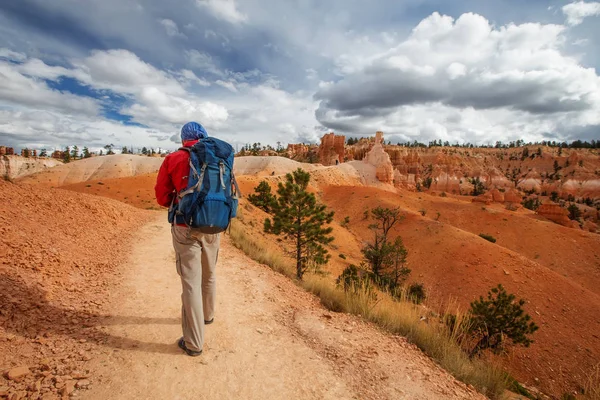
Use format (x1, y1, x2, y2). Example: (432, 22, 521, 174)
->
(228, 214, 508, 399)
(229, 219, 293, 277)
(583, 364, 600, 400)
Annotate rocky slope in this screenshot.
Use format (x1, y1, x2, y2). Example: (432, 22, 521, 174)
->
(286, 134, 600, 231)
(17, 155, 163, 187)
(0, 156, 62, 181)
(0, 179, 153, 399)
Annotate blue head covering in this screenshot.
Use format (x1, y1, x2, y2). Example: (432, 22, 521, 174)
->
(181, 122, 208, 141)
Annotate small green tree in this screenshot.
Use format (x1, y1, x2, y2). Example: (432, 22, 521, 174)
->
(248, 181, 276, 213)
(39, 148, 47, 157)
(264, 169, 334, 280)
(521, 198, 540, 211)
(407, 283, 426, 304)
(362, 207, 410, 295)
(121, 146, 129, 154)
(567, 204, 581, 221)
(471, 177, 485, 196)
(142, 147, 148, 155)
(104, 144, 115, 155)
(63, 146, 71, 163)
(336, 264, 376, 299)
(553, 160, 561, 175)
(82, 147, 91, 158)
(70, 145, 79, 160)
(423, 176, 433, 189)
(468, 284, 538, 357)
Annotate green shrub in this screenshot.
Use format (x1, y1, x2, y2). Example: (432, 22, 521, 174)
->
(468, 284, 538, 357)
(479, 233, 497, 243)
(522, 198, 540, 211)
(248, 181, 276, 212)
(408, 283, 426, 304)
(341, 216, 350, 227)
(568, 204, 581, 221)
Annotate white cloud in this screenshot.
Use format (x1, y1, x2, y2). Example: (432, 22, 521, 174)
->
(159, 19, 186, 38)
(0, 48, 229, 144)
(185, 49, 223, 76)
(0, 49, 26, 62)
(196, 0, 247, 24)
(70, 50, 228, 129)
(316, 12, 600, 143)
(178, 69, 211, 86)
(216, 80, 238, 92)
(0, 108, 179, 152)
(0, 60, 99, 116)
(306, 68, 318, 80)
(572, 38, 589, 46)
(446, 62, 467, 79)
(562, 1, 600, 25)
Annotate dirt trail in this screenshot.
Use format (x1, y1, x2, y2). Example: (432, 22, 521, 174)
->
(85, 214, 483, 400)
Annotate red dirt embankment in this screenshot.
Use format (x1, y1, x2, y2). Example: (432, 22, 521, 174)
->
(0, 180, 153, 399)
(321, 185, 600, 397)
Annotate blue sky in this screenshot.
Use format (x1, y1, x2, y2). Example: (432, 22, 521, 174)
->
(0, 0, 599, 152)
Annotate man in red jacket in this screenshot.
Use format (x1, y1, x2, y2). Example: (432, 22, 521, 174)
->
(155, 121, 219, 357)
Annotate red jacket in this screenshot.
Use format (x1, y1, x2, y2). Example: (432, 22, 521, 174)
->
(155, 140, 198, 209)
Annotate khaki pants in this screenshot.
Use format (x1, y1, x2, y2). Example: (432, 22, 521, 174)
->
(171, 225, 220, 352)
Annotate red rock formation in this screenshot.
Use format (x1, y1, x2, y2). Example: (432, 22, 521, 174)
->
(472, 193, 493, 205)
(537, 204, 573, 227)
(364, 132, 394, 184)
(286, 144, 308, 158)
(429, 172, 462, 194)
(1, 146, 15, 156)
(504, 188, 522, 203)
(52, 150, 65, 160)
(489, 189, 505, 203)
(319, 132, 346, 165)
(582, 220, 598, 233)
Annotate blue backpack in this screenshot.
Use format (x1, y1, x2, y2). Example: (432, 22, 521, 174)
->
(168, 137, 240, 233)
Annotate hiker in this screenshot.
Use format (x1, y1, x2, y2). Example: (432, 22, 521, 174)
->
(154, 121, 238, 356)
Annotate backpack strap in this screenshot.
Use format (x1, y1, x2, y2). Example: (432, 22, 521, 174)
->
(179, 163, 207, 198)
(218, 161, 226, 190)
(231, 173, 242, 198)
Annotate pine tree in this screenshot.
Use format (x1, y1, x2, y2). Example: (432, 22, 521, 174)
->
(39, 149, 47, 157)
(468, 284, 538, 357)
(122, 146, 129, 154)
(63, 146, 71, 163)
(70, 145, 79, 160)
(264, 169, 334, 280)
(82, 147, 91, 158)
(471, 177, 485, 196)
(248, 181, 276, 212)
(361, 207, 410, 295)
(142, 147, 148, 155)
(567, 204, 581, 221)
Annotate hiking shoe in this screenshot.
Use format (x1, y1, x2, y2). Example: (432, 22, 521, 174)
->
(178, 337, 203, 357)
(204, 318, 214, 325)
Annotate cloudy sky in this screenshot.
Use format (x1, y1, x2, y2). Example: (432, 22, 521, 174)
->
(0, 0, 599, 152)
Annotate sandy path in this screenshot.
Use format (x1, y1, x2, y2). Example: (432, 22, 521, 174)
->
(84, 214, 483, 400)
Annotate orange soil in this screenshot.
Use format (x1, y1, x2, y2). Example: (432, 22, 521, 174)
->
(62, 173, 160, 210)
(58, 167, 600, 397)
(0, 179, 153, 398)
(321, 186, 600, 397)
